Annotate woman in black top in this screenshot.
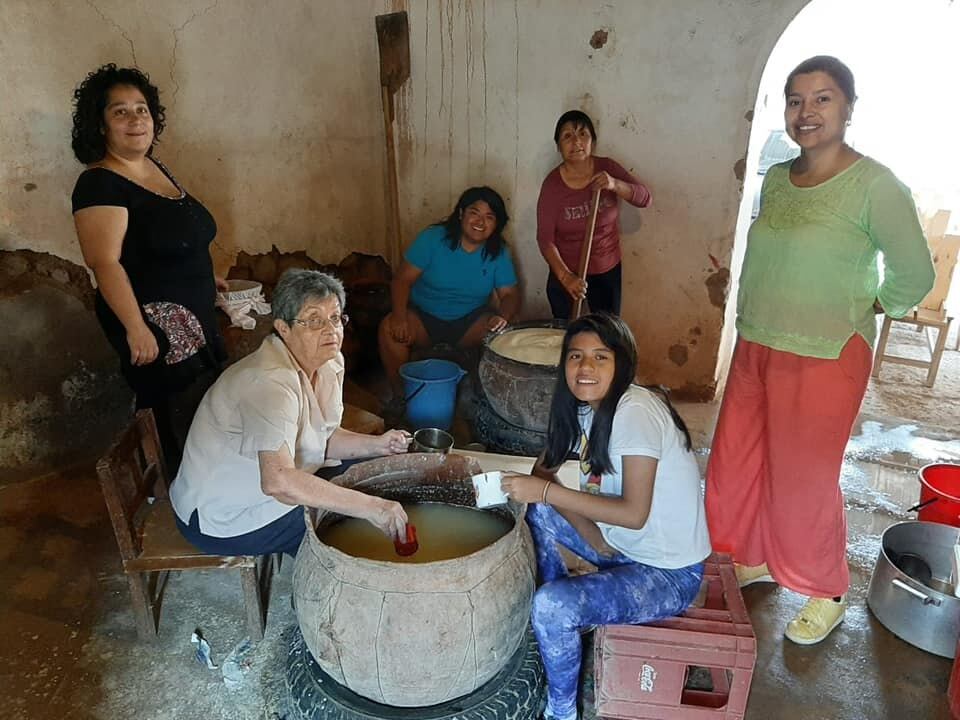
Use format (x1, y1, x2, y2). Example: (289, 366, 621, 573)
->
(71, 64, 227, 470)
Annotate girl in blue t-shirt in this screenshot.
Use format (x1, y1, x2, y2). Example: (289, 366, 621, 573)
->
(501, 313, 711, 720)
(378, 186, 521, 399)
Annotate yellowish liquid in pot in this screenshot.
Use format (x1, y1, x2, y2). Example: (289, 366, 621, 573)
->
(317, 502, 513, 563)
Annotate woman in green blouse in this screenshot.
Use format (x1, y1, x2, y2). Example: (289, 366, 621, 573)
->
(705, 56, 934, 646)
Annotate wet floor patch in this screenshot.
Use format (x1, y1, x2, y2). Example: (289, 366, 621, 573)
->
(841, 460, 915, 519)
(847, 417, 960, 469)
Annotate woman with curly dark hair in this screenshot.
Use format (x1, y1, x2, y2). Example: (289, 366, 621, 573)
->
(70, 64, 228, 471)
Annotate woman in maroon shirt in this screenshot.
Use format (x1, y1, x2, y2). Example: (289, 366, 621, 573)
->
(536, 110, 652, 319)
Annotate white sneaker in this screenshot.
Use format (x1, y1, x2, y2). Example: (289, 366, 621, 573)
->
(784, 595, 847, 645)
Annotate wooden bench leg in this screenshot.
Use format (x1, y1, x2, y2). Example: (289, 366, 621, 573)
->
(241, 566, 265, 640)
(872, 315, 894, 378)
(926, 322, 950, 387)
(127, 571, 156, 640)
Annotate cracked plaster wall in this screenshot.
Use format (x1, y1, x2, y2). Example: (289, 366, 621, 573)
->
(394, 0, 809, 398)
(1, 0, 808, 405)
(0, 0, 393, 274)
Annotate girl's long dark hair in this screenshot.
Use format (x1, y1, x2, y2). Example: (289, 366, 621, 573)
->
(543, 313, 692, 475)
(436, 186, 510, 261)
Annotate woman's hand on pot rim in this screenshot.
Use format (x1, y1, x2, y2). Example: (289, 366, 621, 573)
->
(486, 314, 508, 332)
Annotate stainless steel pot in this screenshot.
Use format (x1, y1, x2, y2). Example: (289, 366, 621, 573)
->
(867, 520, 960, 658)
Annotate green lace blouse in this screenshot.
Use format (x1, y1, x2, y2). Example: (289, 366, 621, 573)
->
(736, 156, 935, 359)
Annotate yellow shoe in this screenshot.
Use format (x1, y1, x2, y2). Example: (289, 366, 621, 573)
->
(784, 595, 846, 645)
(735, 562, 774, 588)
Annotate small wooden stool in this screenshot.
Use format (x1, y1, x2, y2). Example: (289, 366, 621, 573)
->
(97, 409, 274, 640)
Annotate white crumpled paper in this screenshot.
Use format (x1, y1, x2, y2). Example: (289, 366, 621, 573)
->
(191, 630, 218, 669)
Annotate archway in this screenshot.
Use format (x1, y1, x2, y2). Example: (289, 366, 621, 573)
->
(718, 0, 960, 428)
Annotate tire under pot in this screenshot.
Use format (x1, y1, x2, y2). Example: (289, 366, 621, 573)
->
(867, 520, 960, 658)
(473, 388, 548, 457)
(285, 625, 544, 720)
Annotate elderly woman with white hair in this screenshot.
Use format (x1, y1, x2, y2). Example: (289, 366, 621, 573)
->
(171, 269, 411, 557)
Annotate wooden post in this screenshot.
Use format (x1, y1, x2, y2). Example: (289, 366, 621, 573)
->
(380, 85, 402, 268)
(571, 188, 603, 319)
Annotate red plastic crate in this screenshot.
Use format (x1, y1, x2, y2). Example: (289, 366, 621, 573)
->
(594, 553, 757, 719)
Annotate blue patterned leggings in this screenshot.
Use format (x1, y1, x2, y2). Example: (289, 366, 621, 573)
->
(526, 502, 704, 720)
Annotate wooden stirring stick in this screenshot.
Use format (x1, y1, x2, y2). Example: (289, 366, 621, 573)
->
(572, 188, 602, 320)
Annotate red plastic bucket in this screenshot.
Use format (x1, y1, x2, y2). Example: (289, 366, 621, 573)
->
(917, 463, 960, 527)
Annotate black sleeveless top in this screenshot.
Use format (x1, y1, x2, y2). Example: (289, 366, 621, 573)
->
(72, 159, 226, 400)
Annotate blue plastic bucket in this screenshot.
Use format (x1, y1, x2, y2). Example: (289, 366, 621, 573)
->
(399, 359, 467, 431)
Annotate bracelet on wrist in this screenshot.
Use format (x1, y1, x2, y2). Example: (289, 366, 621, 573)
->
(541, 481, 551, 505)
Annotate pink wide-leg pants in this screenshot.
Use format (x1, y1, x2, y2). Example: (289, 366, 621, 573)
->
(705, 335, 871, 598)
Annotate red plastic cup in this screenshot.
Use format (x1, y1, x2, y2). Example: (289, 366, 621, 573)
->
(394, 523, 419, 556)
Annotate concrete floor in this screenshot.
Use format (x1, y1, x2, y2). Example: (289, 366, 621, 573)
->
(2, 409, 960, 719)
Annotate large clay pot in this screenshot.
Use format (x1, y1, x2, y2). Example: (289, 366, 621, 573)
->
(478, 320, 565, 433)
(292, 453, 536, 707)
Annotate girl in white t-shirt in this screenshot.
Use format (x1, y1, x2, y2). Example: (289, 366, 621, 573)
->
(501, 313, 712, 720)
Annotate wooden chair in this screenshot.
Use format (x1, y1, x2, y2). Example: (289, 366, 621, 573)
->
(96, 409, 272, 640)
(873, 231, 960, 387)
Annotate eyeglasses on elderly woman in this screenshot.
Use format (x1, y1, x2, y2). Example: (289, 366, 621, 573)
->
(292, 313, 349, 331)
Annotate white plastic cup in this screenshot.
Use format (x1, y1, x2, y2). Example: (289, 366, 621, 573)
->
(471, 471, 508, 508)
